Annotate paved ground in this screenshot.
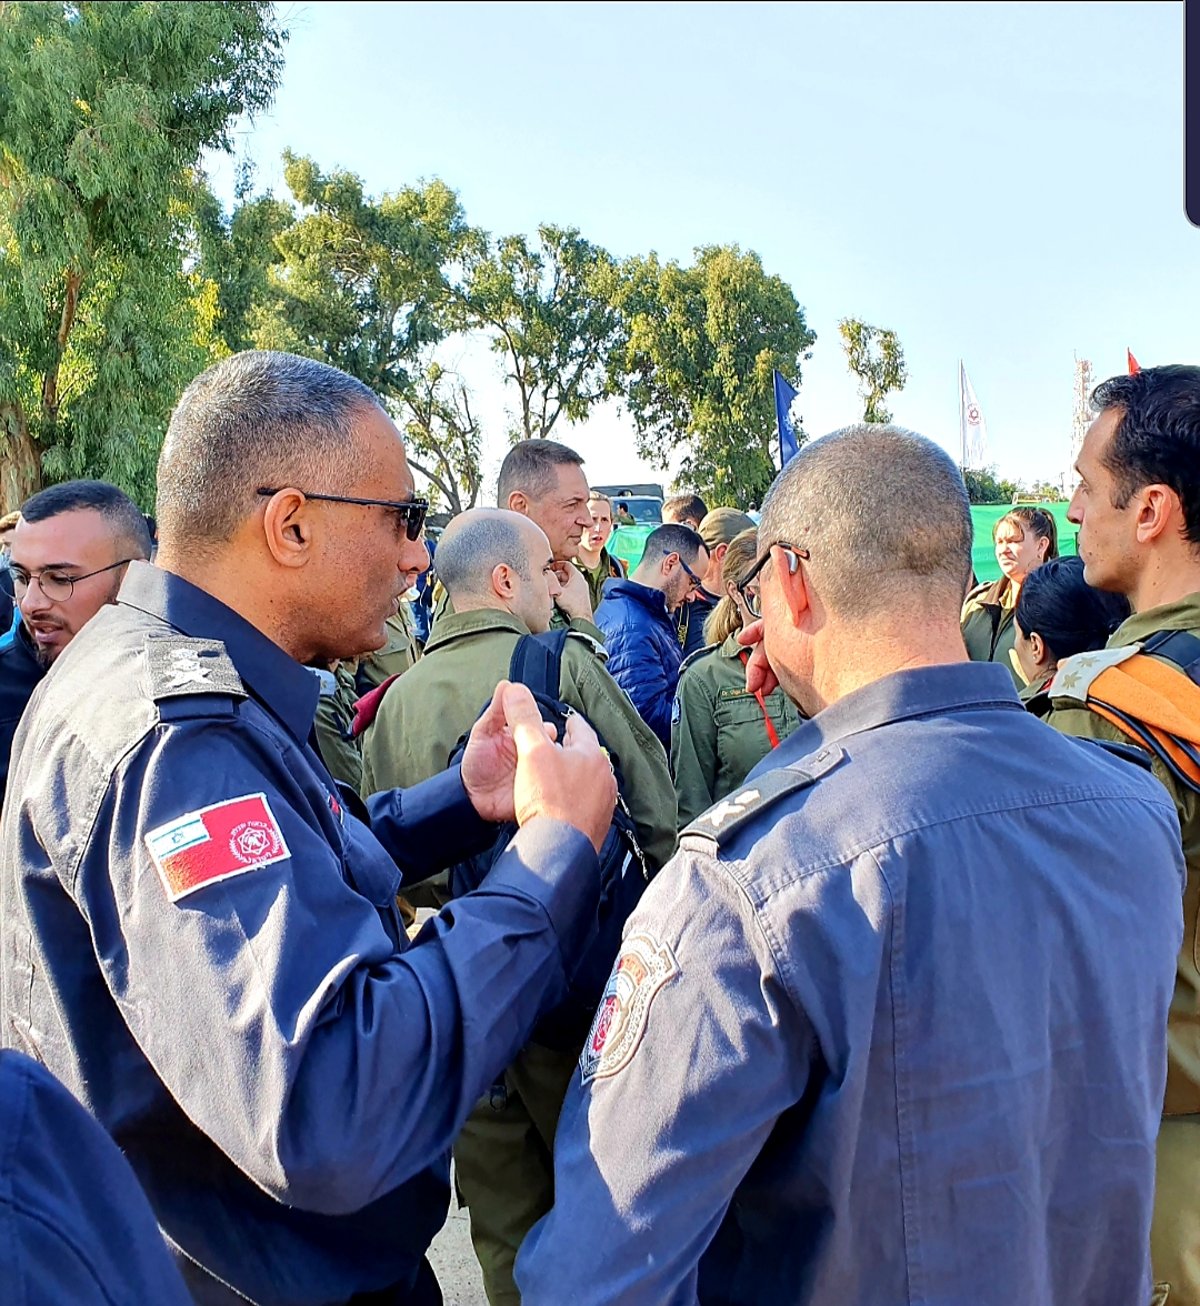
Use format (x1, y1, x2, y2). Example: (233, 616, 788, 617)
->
(427, 1178, 488, 1305)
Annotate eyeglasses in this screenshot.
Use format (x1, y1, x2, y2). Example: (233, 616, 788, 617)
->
(256, 488, 429, 541)
(666, 551, 704, 594)
(737, 541, 810, 618)
(11, 558, 136, 604)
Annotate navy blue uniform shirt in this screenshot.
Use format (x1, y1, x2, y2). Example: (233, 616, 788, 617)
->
(0, 1049, 190, 1305)
(0, 562, 600, 1305)
(518, 662, 1185, 1305)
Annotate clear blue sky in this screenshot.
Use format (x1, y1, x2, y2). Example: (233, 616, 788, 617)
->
(207, 0, 1194, 500)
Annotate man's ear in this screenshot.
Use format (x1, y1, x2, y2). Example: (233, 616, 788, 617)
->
(1135, 484, 1180, 547)
(261, 490, 314, 569)
(492, 562, 516, 600)
(1029, 631, 1047, 667)
(507, 490, 529, 516)
(774, 546, 811, 628)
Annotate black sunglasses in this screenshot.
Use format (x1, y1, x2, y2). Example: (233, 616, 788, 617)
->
(737, 541, 809, 618)
(256, 488, 429, 541)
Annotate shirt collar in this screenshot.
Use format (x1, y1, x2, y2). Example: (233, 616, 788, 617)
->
(1111, 591, 1200, 646)
(764, 662, 1022, 769)
(117, 562, 319, 742)
(424, 606, 529, 652)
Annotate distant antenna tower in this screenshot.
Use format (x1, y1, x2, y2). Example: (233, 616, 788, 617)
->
(1068, 354, 1093, 488)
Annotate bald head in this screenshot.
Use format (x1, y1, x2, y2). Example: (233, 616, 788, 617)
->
(437, 508, 558, 632)
(760, 424, 973, 622)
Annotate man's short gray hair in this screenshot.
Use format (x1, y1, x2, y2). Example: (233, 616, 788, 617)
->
(156, 351, 382, 545)
(496, 439, 585, 505)
(759, 424, 972, 620)
(436, 511, 537, 600)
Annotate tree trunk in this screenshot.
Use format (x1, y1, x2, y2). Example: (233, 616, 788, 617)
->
(0, 402, 41, 512)
(41, 266, 83, 429)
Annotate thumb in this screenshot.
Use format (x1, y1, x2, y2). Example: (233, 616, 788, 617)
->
(502, 682, 554, 754)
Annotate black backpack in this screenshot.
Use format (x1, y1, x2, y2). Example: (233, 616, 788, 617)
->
(447, 630, 653, 1050)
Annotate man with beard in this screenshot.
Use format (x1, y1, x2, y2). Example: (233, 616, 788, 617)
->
(0, 481, 151, 803)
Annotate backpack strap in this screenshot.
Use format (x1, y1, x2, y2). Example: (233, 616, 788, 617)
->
(1141, 629, 1200, 681)
(508, 628, 570, 699)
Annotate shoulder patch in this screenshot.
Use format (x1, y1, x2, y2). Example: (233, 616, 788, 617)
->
(1048, 645, 1140, 701)
(145, 792, 290, 902)
(580, 931, 678, 1085)
(145, 635, 245, 701)
(681, 744, 845, 850)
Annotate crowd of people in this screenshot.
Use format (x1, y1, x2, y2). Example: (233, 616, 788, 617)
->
(0, 350, 1197, 1306)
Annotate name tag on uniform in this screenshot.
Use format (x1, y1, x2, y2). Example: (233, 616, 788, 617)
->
(145, 793, 291, 902)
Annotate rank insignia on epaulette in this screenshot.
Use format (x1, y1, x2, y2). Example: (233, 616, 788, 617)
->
(681, 744, 845, 849)
(145, 635, 245, 701)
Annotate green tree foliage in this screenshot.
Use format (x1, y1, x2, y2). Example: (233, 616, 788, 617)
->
(464, 225, 624, 442)
(838, 318, 907, 423)
(252, 153, 475, 398)
(190, 163, 292, 354)
(963, 467, 1022, 504)
(0, 0, 284, 508)
(613, 245, 815, 507)
(396, 361, 483, 516)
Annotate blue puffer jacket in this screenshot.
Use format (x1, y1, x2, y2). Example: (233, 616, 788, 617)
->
(593, 578, 681, 749)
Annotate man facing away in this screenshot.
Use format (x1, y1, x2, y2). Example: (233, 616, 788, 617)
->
(360, 507, 676, 1305)
(0, 480, 151, 804)
(594, 522, 709, 749)
(518, 424, 1185, 1306)
(0, 350, 616, 1305)
(1043, 363, 1200, 1304)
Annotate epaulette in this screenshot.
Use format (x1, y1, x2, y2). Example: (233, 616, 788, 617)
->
(145, 634, 245, 719)
(563, 628, 608, 662)
(679, 643, 719, 676)
(1046, 645, 1140, 701)
(680, 744, 845, 853)
(309, 667, 339, 698)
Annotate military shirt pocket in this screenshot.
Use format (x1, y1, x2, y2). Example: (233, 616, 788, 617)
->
(713, 691, 769, 731)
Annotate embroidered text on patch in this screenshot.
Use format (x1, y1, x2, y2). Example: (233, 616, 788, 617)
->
(580, 932, 679, 1085)
(145, 793, 290, 902)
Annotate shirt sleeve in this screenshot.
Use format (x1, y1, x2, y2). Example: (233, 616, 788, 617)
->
(70, 714, 599, 1217)
(515, 849, 812, 1304)
(670, 667, 720, 830)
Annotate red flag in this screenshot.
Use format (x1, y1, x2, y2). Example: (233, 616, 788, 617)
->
(1127, 349, 1141, 374)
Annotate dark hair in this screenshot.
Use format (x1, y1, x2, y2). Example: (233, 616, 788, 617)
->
(1015, 556, 1130, 661)
(662, 493, 708, 526)
(638, 523, 706, 571)
(157, 351, 380, 545)
(496, 439, 585, 505)
(1091, 364, 1200, 543)
(21, 480, 152, 559)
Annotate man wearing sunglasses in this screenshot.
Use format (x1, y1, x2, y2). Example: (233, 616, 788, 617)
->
(0, 350, 617, 1306)
(0, 479, 151, 804)
(593, 522, 709, 750)
(520, 424, 1185, 1306)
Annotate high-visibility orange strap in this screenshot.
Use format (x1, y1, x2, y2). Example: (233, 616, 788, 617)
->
(1086, 658, 1200, 787)
(739, 649, 782, 750)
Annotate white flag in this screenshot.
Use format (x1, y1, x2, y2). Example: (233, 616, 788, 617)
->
(959, 362, 989, 469)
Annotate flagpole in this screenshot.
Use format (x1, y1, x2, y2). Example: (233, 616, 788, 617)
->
(958, 359, 965, 470)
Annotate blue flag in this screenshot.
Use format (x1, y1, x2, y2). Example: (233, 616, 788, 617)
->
(774, 369, 800, 467)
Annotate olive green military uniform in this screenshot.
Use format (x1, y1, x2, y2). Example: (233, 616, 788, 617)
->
(356, 604, 421, 691)
(311, 662, 363, 792)
(1045, 593, 1200, 1304)
(670, 634, 804, 830)
(359, 607, 676, 1306)
(961, 580, 1022, 687)
(576, 547, 625, 613)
